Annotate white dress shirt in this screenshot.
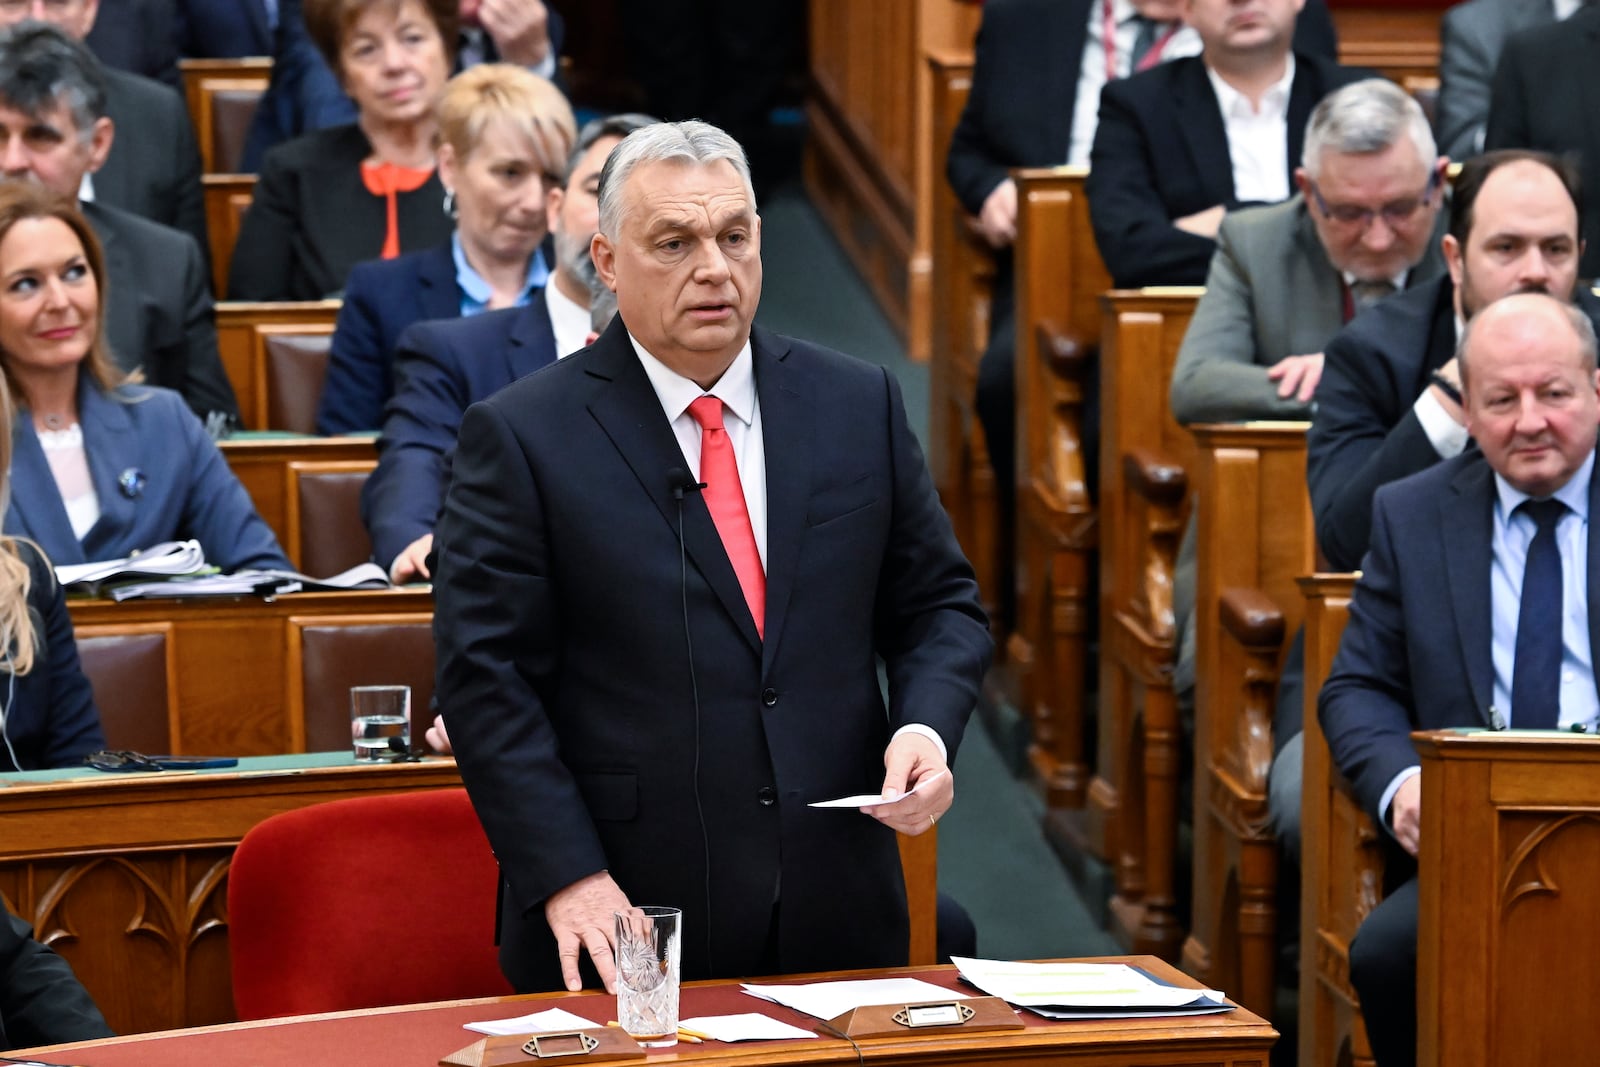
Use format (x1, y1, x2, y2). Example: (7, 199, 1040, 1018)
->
(1068, 0, 1200, 166)
(544, 279, 592, 359)
(1206, 54, 1295, 204)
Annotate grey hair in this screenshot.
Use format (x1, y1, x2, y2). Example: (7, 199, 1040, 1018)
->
(566, 112, 657, 187)
(1301, 78, 1435, 179)
(1457, 291, 1599, 393)
(0, 22, 108, 142)
(596, 120, 756, 237)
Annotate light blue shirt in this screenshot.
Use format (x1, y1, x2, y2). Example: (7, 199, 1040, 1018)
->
(451, 233, 549, 318)
(1489, 449, 1599, 729)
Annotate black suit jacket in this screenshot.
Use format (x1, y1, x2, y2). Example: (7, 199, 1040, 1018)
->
(82, 201, 239, 425)
(0, 896, 112, 1049)
(178, 0, 275, 57)
(85, 0, 183, 89)
(97, 68, 207, 260)
(1485, 4, 1600, 278)
(362, 295, 559, 571)
(945, 0, 1338, 216)
(1308, 277, 1600, 570)
(433, 321, 991, 991)
(1320, 450, 1600, 824)
(1087, 51, 1366, 288)
(228, 124, 454, 301)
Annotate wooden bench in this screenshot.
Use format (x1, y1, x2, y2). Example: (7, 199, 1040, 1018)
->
(180, 57, 272, 174)
(1181, 423, 1314, 1019)
(204, 174, 257, 296)
(1091, 287, 1201, 958)
(1297, 572, 1383, 1067)
(214, 301, 340, 430)
(222, 436, 376, 558)
(1010, 165, 1108, 827)
(925, 48, 1006, 635)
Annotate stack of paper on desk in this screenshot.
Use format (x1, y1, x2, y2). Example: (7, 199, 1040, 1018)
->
(742, 977, 968, 1020)
(951, 958, 1233, 1019)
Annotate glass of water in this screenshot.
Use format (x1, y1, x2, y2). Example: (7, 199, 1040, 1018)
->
(350, 685, 411, 761)
(614, 906, 681, 1047)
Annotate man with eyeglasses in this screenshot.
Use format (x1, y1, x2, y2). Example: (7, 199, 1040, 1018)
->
(1167, 78, 1447, 857)
(1309, 148, 1600, 574)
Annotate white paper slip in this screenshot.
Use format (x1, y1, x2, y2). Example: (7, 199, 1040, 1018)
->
(952, 957, 1222, 1008)
(808, 770, 948, 809)
(464, 1007, 602, 1036)
(679, 1013, 819, 1042)
(742, 977, 967, 1021)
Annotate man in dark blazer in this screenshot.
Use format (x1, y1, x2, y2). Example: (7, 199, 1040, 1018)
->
(1485, 2, 1600, 279)
(0, 26, 236, 426)
(83, 0, 183, 88)
(0, 13, 207, 259)
(1088, 0, 1366, 289)
(433, 121, 990, 993)
(0, 897, 112, 1049)
(1320, 291, 1600, 1067)
(1308, 150, 1593, 572)
(177, 0, 275, 58)
(362, 295, 559, 579)
(1435, 0, 1571, 161)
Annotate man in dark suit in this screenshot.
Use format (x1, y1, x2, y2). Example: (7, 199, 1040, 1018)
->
(1435, 0, 1572, 161)
(1320, 291, 1600, 1067)
(0, 9, 207, 259)
(0, 897, 112, 1049)
(0, 25, 237, 426)
(433, 121, 990, 992)
(177, 0, 275, 58)
(1088, 0, 1365, 289)
(1485, 2, 1600, 279)
(83, 0, 183, 88)
(1308, 150, 1595, 572)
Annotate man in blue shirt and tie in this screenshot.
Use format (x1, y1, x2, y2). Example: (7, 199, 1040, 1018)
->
(1319, 289, 1600, 1067)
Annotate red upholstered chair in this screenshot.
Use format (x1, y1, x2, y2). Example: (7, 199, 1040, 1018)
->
(228, 788, 511, 1019)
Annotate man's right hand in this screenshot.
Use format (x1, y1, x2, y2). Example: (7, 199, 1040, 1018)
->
(977, 178, 1018, 249)
(1389, 774, 1422, 857)
(1267, 352, 1325, 402)
(390, 534, 434, 583)
(545, 871, 631, 992)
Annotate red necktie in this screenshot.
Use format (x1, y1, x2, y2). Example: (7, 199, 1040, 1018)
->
(688, 396, 765, 638)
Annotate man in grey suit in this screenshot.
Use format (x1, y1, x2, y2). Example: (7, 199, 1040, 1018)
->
(1436, 0, 1576, 161)
(1168, 78, 1447, 855)
(0, 5, 207, 259)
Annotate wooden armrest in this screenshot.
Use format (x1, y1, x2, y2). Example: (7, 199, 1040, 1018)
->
(1219, 586, 1285, 649)
(1034, 318, 1091, 379)
(1123, 447, 1187, 507)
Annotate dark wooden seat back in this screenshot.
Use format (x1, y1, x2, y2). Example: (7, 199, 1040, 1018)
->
(264, 333, 334, 434)
(284, 460, 376, 578)
(74, 627, 173, 754)
(214, 301, 340, 430)
(293, 618, 435, 753)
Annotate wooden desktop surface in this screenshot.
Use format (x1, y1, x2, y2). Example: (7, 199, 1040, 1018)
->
(18, 956, 1274, 1066)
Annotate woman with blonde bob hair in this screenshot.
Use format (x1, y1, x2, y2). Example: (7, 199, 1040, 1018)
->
(0, 366, 103, 771)
(318, 62, 577, 433)
(0, 185, 290, 578)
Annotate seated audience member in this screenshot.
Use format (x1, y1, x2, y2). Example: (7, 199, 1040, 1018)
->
(316, 64, 577, 435)
(1168, 77, 1447, 857)
(242, 0, 563, 173)
(0, 378, 104, 773)
(1320, 291, 1600, 1067)
(83, 0, 183, 90)
(227, 0, 457, 301)
(1485, 2, 1600, 279)
(0, 895, 111, 1046)
(0, 186, 289, 573)
(361, 113, 649, 582)
(1437, 0, 1576, 162)
(0, 5, 206, 257)
(1308, 149, 1600, 572)
(1087, 0, 1367, 288)
(0, 24, 236, 427)
(177, 0, 276, 58)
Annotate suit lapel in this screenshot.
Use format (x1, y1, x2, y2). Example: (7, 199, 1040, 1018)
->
(1285, 55, 1321, 191)
(417, 242, 460, 323)
(7, 419, 81, 563)
(751, 328, 808, 667)
(505, 292, 560, 380)
(244, 0, 272, 49)
(76, 384, 142, 561)
(1291, 198, 1345, 334)
(584, 325, 762, 656)
(1441, 458, 1496, 722)
(85, 207, 141, 376)
(1046, 0, 1093, 155)
(1172, 60, 1235, 206)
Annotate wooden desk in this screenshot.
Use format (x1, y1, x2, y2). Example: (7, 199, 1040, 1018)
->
(18, 956, 1275, 1066)
(0, 754, 463, 1037)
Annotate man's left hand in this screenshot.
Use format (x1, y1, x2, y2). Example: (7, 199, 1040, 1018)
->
(477, 0, 552, 68)
(865, 732, 952, 835)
